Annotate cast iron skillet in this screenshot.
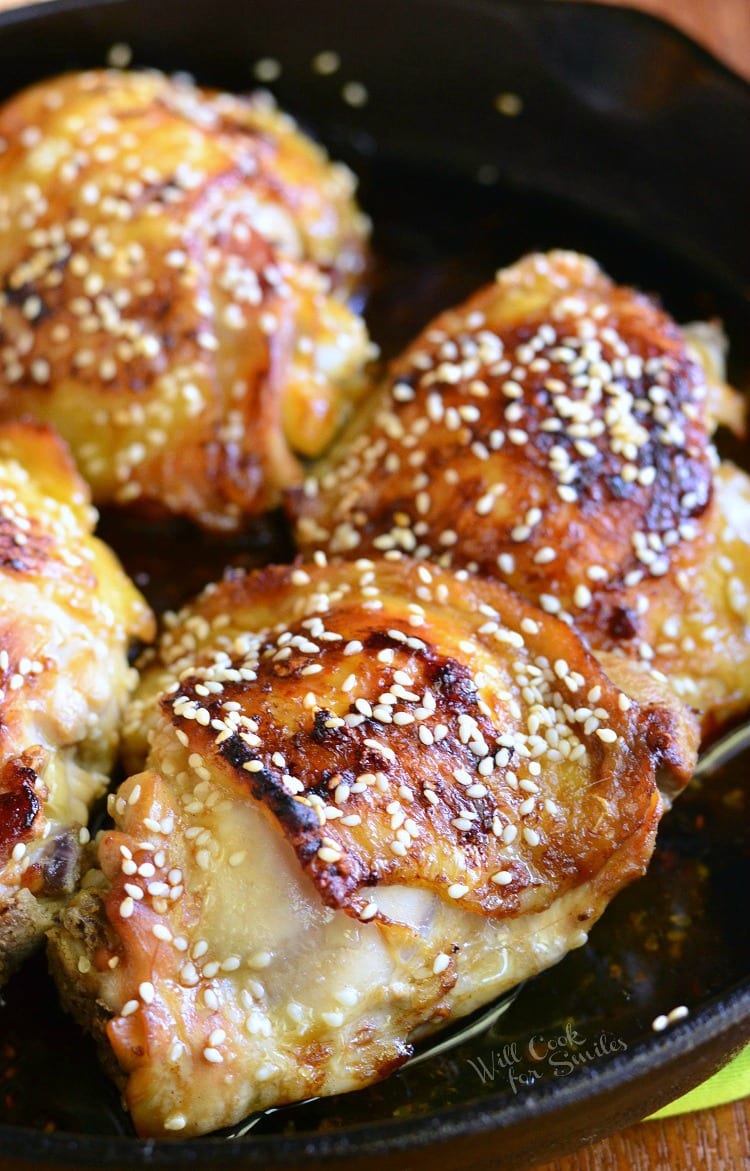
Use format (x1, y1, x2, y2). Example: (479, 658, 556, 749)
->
(0, 1, 748, 1167)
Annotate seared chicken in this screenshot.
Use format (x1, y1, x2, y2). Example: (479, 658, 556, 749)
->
(292, 251, 750, 733)
(50, 557, 696, 1137)
(0, 421, 153, 985)
(0, 70, 371, 530)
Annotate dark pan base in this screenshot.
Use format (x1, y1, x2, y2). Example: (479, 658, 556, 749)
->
(0, 1, 747, 1167)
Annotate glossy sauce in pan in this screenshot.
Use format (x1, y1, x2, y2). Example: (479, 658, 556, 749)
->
(0, 157, 748, 1138)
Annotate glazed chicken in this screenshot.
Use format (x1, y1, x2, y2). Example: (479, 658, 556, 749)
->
(0, 69, 371, 530)
(49, 558, 697, 1138)
(292, 251, 750, 734)
(0, 421, 153, 985)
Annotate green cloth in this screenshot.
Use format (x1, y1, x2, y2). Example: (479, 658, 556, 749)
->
(646, 1044, 750, 1119)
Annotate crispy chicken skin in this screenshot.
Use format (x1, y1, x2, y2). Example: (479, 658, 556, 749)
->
(0, 70, 371, 530)
(50, 558, 696, 1137)
(0, 420, 153, 985)
(291, 251, 750, 732)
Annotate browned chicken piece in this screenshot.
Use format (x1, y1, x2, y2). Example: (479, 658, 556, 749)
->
(0, 421, 153, 985)
(0, 70, 372, 531)
(49, 557, 696, 1138)
(291, 251, 750, 734)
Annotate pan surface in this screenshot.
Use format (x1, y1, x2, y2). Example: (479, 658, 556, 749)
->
(0, 2, 748, 1167)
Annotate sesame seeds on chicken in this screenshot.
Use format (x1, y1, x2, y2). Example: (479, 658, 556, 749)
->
(50, 555, 697, 1137)
(292, 251, 750, 733)
(0, 70, 372, 530)
(0, 420, 153, 985)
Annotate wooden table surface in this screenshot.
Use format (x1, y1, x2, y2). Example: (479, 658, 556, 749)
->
(0, 0, 747, 1168)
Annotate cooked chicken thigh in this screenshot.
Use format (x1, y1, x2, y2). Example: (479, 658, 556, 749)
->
(0, 421, 153, 984)
(0, 69, 371, 530)
(50, 557, 696, 1137)
(291, 251, 750, 733)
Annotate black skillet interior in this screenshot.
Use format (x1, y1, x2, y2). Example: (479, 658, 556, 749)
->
(0, 1, 748, 1168)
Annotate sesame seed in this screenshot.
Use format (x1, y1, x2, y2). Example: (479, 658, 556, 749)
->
(312, 50, 341, 75)
(322, 1010, 345, 1027)
(253, 57, 281, 81)
(447, 883, 470, 899)
(318, 845, 342, 864)
(433, 953, 451, 974)
(139, 981, 155, 1004)
(341, 81, 368, 107)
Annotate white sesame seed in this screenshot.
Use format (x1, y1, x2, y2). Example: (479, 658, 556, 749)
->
(322, 1010, 345, 1027)
(433, 953, 451, 975)
(312, 49, 341, 75)
(253, 57, 281, 81)
(317, 846, 342, 864)
(341, 81, 368, 107)
(447, 883, 470, 899)
(139, 981, 155, 1004)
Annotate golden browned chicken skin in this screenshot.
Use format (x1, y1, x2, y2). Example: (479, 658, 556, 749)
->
(50, 557, 696, 1137)
(0, 69, 372, 530)
(0, 420, 153, 985)
(292, 251, 750, 733)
